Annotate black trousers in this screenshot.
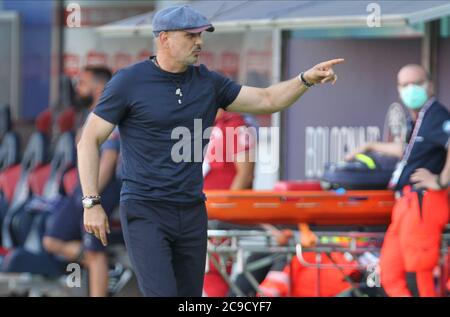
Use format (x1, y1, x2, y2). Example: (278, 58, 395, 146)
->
(120, 199, 208, 297)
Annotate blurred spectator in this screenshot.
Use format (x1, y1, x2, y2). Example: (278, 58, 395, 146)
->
(203, 109, 255, 297)
(43, 66, 120, 297)
(73, 66, 113, 142)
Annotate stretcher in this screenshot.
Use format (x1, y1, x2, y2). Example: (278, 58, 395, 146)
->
(205, 190, 450, 297)
(205, 190, 395, 225)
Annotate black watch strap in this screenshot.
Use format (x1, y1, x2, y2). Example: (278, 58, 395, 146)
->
(300, 72, 314, 88)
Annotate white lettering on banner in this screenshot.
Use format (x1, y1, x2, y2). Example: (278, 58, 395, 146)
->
(305, 127, 329, 179)
(305, 126, 380, 178)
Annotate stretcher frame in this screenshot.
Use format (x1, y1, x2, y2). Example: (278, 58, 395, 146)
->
(206, 229, 385, 297)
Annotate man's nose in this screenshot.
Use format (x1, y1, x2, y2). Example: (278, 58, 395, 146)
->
(194, 34, 203, 46)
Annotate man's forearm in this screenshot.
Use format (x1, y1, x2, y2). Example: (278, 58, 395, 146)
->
(97, 150, 118, 193)
(228, 59, 342, 114)
(228, 77, 310, 115)
(77, 140, 101, 196)
(230, 158, 255, 190)
(264, 77, 309, 113)
(262, 59, 342, 113)
(76, 113, 116, 198)
(229, 171, 253, 190)
(367, 142, 404, 159)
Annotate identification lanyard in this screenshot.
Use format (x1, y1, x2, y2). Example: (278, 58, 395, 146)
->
(388, 98, 435, 189)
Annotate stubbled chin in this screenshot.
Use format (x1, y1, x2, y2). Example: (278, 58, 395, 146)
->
(187, 56, 199, 65)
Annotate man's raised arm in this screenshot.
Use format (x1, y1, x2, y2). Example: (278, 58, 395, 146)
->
(226, 58, 344, 114)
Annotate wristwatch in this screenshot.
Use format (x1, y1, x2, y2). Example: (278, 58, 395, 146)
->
(82, 195, 102, 209)
(299, 72, 314, 88)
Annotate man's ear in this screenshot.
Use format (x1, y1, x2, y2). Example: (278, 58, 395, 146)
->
(158, 31, 170, 48)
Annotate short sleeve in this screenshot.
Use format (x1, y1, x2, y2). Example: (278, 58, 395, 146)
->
(210, 70, 242, 110)
(93, 70, 130, 125)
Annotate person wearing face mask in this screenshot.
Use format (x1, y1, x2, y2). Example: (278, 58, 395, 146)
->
(347, 64, 450, 297)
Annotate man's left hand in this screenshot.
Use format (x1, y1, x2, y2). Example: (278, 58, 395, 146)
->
(410, 168, 440, 190)
(303, 58, 345, 85)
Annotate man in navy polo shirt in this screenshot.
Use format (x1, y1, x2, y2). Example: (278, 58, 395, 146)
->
(349, 64, 450, 296)
(77, 5, 344, 297)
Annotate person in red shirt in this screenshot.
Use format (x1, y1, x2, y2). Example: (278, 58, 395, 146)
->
(203, 110, 296, 297)
(203, 109, 256, 297)
(203, 109, 256, 190)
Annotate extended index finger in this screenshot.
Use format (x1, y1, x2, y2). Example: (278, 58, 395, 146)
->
(99, 226, 108, 246)
(319, 58, 345, 68)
